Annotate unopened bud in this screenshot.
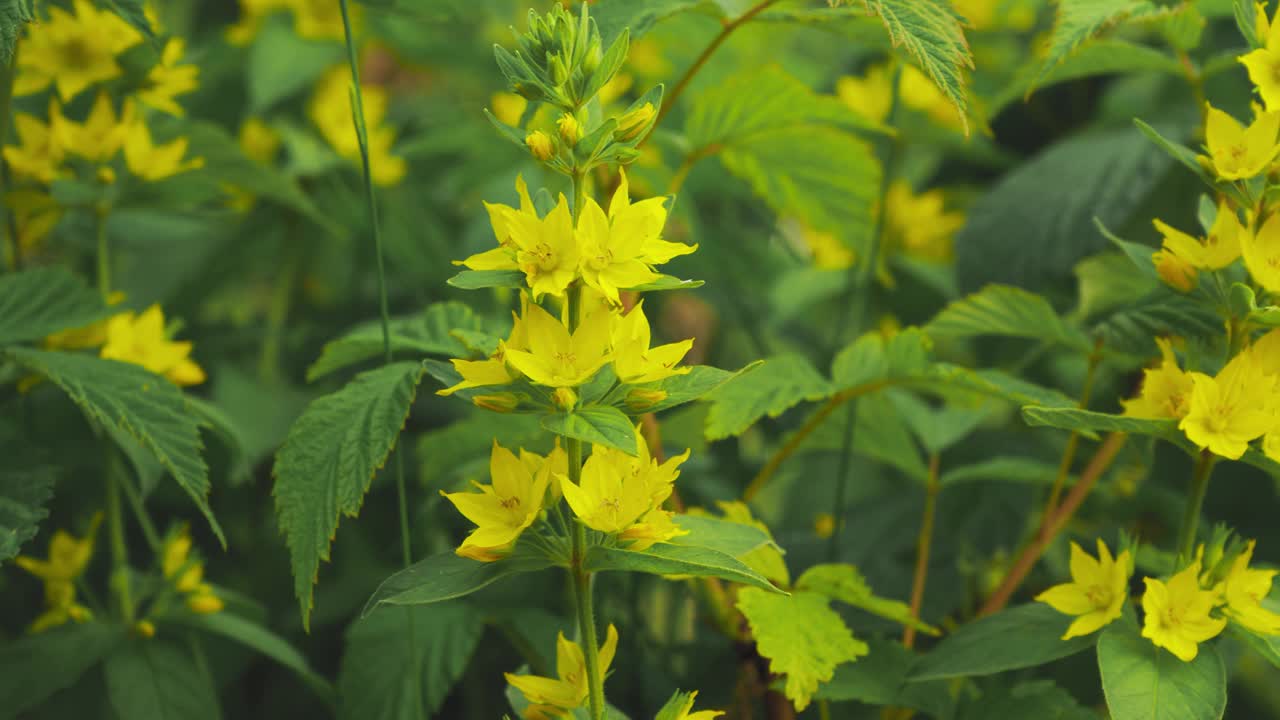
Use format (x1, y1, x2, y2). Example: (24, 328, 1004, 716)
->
(134, 619, 157, 638)
(474, 392, 520, 413)
(557, 113, 581, 146)
(614, 102, 655, 142)
(552, 387, 577, 410)
(188, 593, 224, 615)
(549, 54, 569, 86)
(625, 388, 667, 412)
(1153, 249, 1197, 292)
(525, 131, 555, 161)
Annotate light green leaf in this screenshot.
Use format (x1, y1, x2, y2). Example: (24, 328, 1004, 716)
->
(591, 0, 722, 42)
(5, 349, 222, 545)
(797, 563, 939, 636)
(0, 466, 55, 564)
(446, 269, 525, 290)
(909, 603, 1098, 681)
(671, 513, 776, 559)
(272, 361, 427, 629)
(927, 284, 1092, 351)
(307, 302, 487, 381)
(831, 328, 932, 389)
(737, 587, 869, 711)
(1097, 624, 1226, 720)
(628, 275, 705, 292)
(624, 363, 751, 414)
(170, 612, 333, 703)
(1032, 0, 1175, 92)
(704, 354, 833, 440)
(0, 267, 110, 346)
(585, 543, 780, 592)
(339, 604, 484, 720)
(541, 406, 639, 455)
(1022, 406, 1177, 441)
(104, 640, 220, 720)
(0, 621, 124, 716)
(363, 548, 557, 613)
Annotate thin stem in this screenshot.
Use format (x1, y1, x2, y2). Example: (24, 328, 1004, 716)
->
(568, 438, 604, 720)
(95, 208, 111, 300)
(826, 403, 856, 562)
(117, 471, 161, 553)
(978, 432, 1127, 616)
(1177, 451, 1216, 563)
(258, 239, 299, 382)
(904, 454, 940, 649)
(105, 459, 133, 622)
(652, 0, 781, 130)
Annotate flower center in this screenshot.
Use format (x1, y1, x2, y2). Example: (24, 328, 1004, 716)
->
(1086, 583, 1113, 609)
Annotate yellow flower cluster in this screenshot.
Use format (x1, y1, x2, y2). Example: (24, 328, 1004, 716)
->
(1039, 538, 1280, 662)
(15, 515, 101, 633)
(160, 526, 224, 614)
(308, 65, 406, 186)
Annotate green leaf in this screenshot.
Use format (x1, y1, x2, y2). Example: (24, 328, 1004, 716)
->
(992, 40, 1182, 114)
(272, 361, 427, 629)
(628, 274, 705, 292)
(541, 406, 639, 455)
(927, 284, 1092, 351)
(183, 395, 253, 486)
(0, 0, 35, 60)
(339, 604, 484, 720)
(1032, 0, 1175, 91)
(940, 457, 1062, 487)
(248, 16, 343, 112)
(704, 354, 833, 440)
(959, 681, 1100, 720)
(5, 349, 223, 545)
(737, 587, 869, 711)
(416, 412, 545, 489)
(363, 548, 556, 613)
(1022, 406, 1177, 441)
(1097, 624, 1226, 720)
(446, 269, 525, 290)
(170, 612, 333, 703)
(104, 0, 154, 38)
(585, 543, 780, 593)
(0, 465, 55, 564)
(0, 621, 124, 717)
(0, 267, 110, 346)
(796, 563, 939, 636)
(1132, 119, 1222, 194)
(1233, 621, 1280, 669)
(671, 513, 776, 559)
(104, 640, 220, 720)
(307, 302, 487, 381)
(909, 604, 1098, 681)
(592, 0, 721, 42)
(624, 363, 754, 414)
(832, 328, 932, 389)
(816, 639, 950, 717)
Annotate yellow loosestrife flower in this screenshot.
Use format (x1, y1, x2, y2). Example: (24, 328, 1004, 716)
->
(1201, 104, 1280, 180)
(506, 625, 619, 720)
(309, 66, 406, 187)
(835, 65, 893, 124)
(15, 0, 143, 101)
(1122, 338, 1196, 420)
(1179, 350, 1277, 460)
(1035, 539, 1133, 640)
(525, 130, 555, 161)
(505, 302, 611, 388)
(1154, 248, 1198, 292)
(584, 425, 690, 549)
(458, 174, 537, 272)
(1152, 203, 1245, 270)
(1217, 540, 1280, 635)
(800, 226, 855, 270)
(1243, 211, 1280, 293)
(441, 441, 551, 561)
(4, 106, 65, 182)
(668, 691, 724, 720)
(577, 169, 696, 304)
(124, 121, 204, 181)
(1241, 3, 1280, 112)
(490, 92, 529, 126)
(52, 93, 133, 164)
(439, 309, 529, 396)
(1141, 562, 1227, 661)
(460, 177, 579, 298)
(611, 302, 693, 384)
(100, 305, 207, 386)
(15, 515, 101, 633)
(561, 448, 653, 535)
(239, 117, 283, 165)
(885, 181, 964, 264)
(161, 525, 223, 614)
(138, 38, 200, 117)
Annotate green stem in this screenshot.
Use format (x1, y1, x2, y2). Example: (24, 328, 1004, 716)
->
(568, 439, 604, 720)
(826, 403, 855, 562)
(1178, 451, 1216, 563)
(258, 239, 299, 382)
(105, 458, 133, 622)
(117, 470, 161, 553)
(95, 208, 111, 300)
(904, 454, 939, 650)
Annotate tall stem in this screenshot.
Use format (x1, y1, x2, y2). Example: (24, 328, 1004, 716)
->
(904, 454, 939, 649)
(95, 208, 111, 300)
(105, 460, 133, 621)
(826, 403, 856, 562)
(1178, 451, 1215, 563)
(118, 471, 161, 553)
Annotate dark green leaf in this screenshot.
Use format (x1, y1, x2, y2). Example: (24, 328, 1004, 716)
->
(170, 612, 333, 703)
(363, 548, 556, 613)
(909, 604, 1098, 681)
(0, 267, 109, 346)
(104, 640, 220, 720)
(927, 284, 1092, 351)
(1097, 624, 1226, 720)
(0, 465, 55, 564)
(0, 622, 124, 717)
(307, 302, 487, 381)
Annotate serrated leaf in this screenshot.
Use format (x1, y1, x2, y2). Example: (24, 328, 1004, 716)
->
(363, 547, 557, 613)
(307, 302, 487, 381)
(797, 563, 939, 636)
(339, 604, 484, 720)
(0, 267, 111, 346)
(169, 612, 333, 703)
(104, 639, 220, 720)
(927, 284, 1092, 351)
(737, 587, 869, 711)
(704, 354, 833, 440)
(0, 0, 35, 60)
(1033, 0, 1174, 91)
(0, 621, 124, 716)
(1097, 624, 1226, 720)
(909, 604, 1098, 681)
(832, 328, 931, 389)
(0, 466, 55, 564)
(5, 349, 222, 545)
(541, 406, 638, 455)
(585, 543, 780, 592)
(272, 361, 427, 629)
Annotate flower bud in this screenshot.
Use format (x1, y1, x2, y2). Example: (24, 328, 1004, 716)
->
(134, 619, 157, 638)
(188, 592, 224, 615)
(624, 388, 667, 412)
(474, 392, 520, 413)
(1154, 249, 1197, 292)
(552, 387, 578, 410)
(557, 113, 581, 146)
(525, 131, 555, 161)
(614, 102, 655, 142)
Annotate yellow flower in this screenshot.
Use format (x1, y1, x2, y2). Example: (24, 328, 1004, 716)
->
(441, 441, 549, 561)
(1243, 210, 1280, 293)
(308, 66, 406, 187)
(614, 102, 656, 142)
(100, 305, 206, 386)
(575, 425, 689, 548)
(4, 106, 65, 182)
(1201, 103, 1280, 180)
(619, 507, 685, 551)
(52, 93, 133, 164)
(1035, 539, 1133, 640)
(900, 65, 965, 131)
(1141, 561, 1227, 661)
(138, 38, 200, 117)
(124, 121, 204, 182)
(505, 625, 618, 719)
(227, 0, 350, 44)
(885, 181, 964, 263)
(577, 169, 695, 304)
(161, 525, 223, 614)
(239, 117, 282, 165)
(15, 514, 101, 633)
(610, 302, 692, 385)
(1217, 540, 1280, 635)
(561, 448, 653, 534)
(1153, 248, 1199, 292)
(557, 113, 581, 146)
(491, 92, 528, 126)
(800, 226, 855, 270)
(835, 65, 893, 124)
(8, 191, 62, 256)
(14, 0, 142, 101)
(1152, 203, 1244, 270)
(505, 302, 611, 388)
(44, 290, 124, 350)
(666, 691, 724, 720)
(463, 179, 578, 298)
(1179, 350, 1277, 459)
(525, 130, 555, 161)
(1122, 338, 1196, 420)
(439, 309, 529, 396)
(813, 512, 835, 539)
(1242, 3, 1280, 112)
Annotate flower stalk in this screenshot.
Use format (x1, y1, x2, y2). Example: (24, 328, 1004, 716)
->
(1178, 451, 1216, 563)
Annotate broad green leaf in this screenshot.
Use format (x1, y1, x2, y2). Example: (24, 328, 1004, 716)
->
(831, 328, 931, 389)
(1097, 625, 1226, 720)
(0, 621, 124, 717)
(0, 0, 35, 60)
(0, 466, 54, 564)
(927, 284, 1092, 351)
(585, 543, 780, 592)
(5, 349, 222, 544)
(992, 40, 1182, 114)
(671, 513, 776, 558)
(736, 587, 868, 711)
(704, 354, 833, 440)
(0, 267, 110, 346)
(363, 548, 557, 613)
(797, 563, 939, 636)
(1233, 621, 1280, 669)
(339, 604, 484, 720)
(248, 15, 342, 112)
(816, 639, 951, 717)
(624, 363, 751, 414)
(416, 412, 545, 489)
(684, 501, 790, 586)
(1090, 291, 1221, 358)
(958, 680, 1100, 720)
(273, 361, 427, 628)
(940, 457, 1061, 487)
(888, 390, 991, 455)
(541, 406, 639, 455)
(170, 612, 333, 703)
(854, 393, 929, 482)
(909, 603, 1098, 681)
(1032, 0, 1175, 91)
(104, 639, 220, 720)
(307, 302, 487, 381)
(446, 269, 525, 290)
(183, 395, 252, 486)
